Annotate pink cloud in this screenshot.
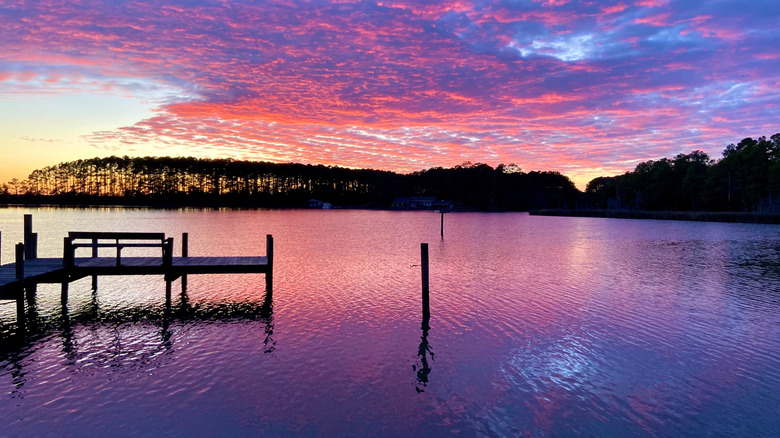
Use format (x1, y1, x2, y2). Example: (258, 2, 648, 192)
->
(633, 12, 672, 26)
(602, 4, 629, 15)
(635, 0, 670, 7)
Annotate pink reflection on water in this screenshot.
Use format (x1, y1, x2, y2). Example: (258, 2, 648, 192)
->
(2, 208, 780, 436)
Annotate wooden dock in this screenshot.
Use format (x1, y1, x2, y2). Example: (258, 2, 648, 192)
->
(0, 255, 272, 299)
(0, 215, 273, 330)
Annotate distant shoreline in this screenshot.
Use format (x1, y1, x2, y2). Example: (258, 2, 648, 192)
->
(529, 209, 780, 224)
(0, 200, 458, 211)
(4, 201, 780, 224)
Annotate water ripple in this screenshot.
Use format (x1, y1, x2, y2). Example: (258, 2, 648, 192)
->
(3, 209, 780, 436)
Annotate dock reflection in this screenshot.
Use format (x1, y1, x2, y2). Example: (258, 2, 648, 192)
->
(413, 315, 434, 393)
(1, 281, 274, 391)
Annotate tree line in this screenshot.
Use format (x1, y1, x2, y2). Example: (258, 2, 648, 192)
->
(4, 132, 777, 212)
(585, 133, 780, 212)
(0, 156, 578, 210)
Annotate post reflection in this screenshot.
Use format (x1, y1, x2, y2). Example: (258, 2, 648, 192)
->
(161, 293, 174, 348)
(259, 287, 275, 353)
(60, 301, 76, 362)
(24, 284, 38, 334)
(413, 315, 434, 393)
(165, 281, 275, 353)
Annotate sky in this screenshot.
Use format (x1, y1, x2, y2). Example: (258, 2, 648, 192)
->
(1, 0, 778, 189)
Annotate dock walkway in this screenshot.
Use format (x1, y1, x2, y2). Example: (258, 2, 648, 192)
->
(0, 255, 271, 300)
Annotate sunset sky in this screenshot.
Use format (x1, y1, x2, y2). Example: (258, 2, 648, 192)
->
(1, 0, 778, 189)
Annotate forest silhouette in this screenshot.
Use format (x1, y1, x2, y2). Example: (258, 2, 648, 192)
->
(2, 133, 778, 213)
(0, 157, 577, 210)
(585, 133, 780, 213)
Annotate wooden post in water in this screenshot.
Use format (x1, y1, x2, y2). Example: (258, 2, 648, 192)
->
(92, 238, 99, 290)
(164, 237, 174, 304)
(62, 234, 73, 302)
(30, 233, 38, 260)
(16, 286, 25, 331)
(15, 243, 24, 280)
(14, 242, 25, 327)
(265, 234, 274, 293)
(25, 281, 37, 303)
(23, 214, 34, 259)
(182, 233, 189, 258)
(0, 231, 2, 265)
(165, 278, 172, 308)
(181, 232, 189, 292)
(440, 211, 444, 238)
(61, 282, 69, 305)
(421, 243, 430, 319)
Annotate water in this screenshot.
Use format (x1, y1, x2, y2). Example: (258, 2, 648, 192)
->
(2, 207, 780, 437)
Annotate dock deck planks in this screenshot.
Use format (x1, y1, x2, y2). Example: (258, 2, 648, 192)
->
(0, 256, 270, 299)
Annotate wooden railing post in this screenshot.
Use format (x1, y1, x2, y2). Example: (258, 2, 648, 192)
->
(163, 238, 173, 267)
(15, 243, 25, 280)
(63, 237, 74, 268)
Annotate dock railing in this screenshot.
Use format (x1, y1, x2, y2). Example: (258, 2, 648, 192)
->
(64, 232, 172, 268)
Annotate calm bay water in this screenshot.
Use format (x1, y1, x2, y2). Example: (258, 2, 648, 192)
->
(1, 207, 780, 437)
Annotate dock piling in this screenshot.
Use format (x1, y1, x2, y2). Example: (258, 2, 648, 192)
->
(16, 287, 25, 330)
(421, 243, 430, 319)
(15, 243, 24, 280)
(91, 238, 99, 289)
(61, 282, 68, 305)
(163, 238, 174, 267)
(63, 237, 74, 267)
(165, 279, 172, 307)
(181, 233, 189, 292)
(25, 282, 37, 303)
(30, 233, 38, 259)
(23, 214, 35, 259)
(266, 234, 274, 292)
